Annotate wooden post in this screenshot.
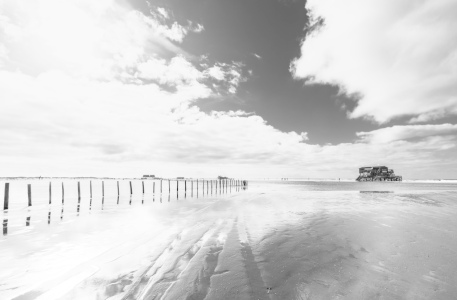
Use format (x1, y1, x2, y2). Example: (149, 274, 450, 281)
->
(153, 182, 155, 194)
(2, 218, 7, 236)
(185, 180, 187, 195)
(27, 184, 32, 206)
(77, 182, 81, 204)
(142, 181, 145, 194)
(168, 180, 170, 195)
(117, 181, 120, 196)
(177, 180, 179, 197)
(62, 182, 65, 204)
(49, 182, 52, 204)
(160, 180, 162, 194)
(197, 179, 199, 195)
(207, 180, 209, 194)
(3, 183, 9, 211)
(90, 181, 93, 198)
(130, 181, 133, 195)
(102, 180, 105, 205)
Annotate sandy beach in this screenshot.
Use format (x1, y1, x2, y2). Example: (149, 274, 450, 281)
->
(1, 180, 456, 299)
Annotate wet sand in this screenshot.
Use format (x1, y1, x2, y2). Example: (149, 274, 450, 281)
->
(1, 181, 457, 299)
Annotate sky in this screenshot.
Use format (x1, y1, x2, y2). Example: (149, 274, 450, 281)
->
(0, 0, 456, 179)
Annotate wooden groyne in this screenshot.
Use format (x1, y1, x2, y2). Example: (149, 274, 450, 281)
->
(2, 178, 248, 236)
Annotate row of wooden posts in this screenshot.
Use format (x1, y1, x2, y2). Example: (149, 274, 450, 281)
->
(3, 179, 248, 210)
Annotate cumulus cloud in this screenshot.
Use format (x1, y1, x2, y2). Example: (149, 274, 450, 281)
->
(203, 62, 247, 95)
(0, 0, 195, 79)
(193, 23, 205, 33)
(357, 124, 457, 144)
(291, 0, 457, 123)
(1, 69, 455, 178)
(136, 56, 246, 96)
(138, 56, 204, 86)
(157, 7, 170, 19)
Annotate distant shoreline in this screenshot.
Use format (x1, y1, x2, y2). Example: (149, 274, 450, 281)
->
(1, 177, 456, 182)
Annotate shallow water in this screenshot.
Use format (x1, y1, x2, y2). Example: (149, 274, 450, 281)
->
(1, 180, 457, 299)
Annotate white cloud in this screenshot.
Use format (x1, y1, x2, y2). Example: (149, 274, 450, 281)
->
(357, 124, 457, 144)
(160, 22, 188, 43)
(291, 0, 457, 123)
(206, 65, 226, 81)
(138, 56, 203, 86)
(1, 70, 455, 179)
(0, 0, 194, 79)
(192, 23, 205, 33)
(157, 7, 169, 19)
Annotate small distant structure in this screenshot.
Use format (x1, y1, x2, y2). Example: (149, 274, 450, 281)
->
(356, 166, 402, 182)
(142, 175, 155, 179)
(176, 177, 184, 179)
(218, 176, 229, 179)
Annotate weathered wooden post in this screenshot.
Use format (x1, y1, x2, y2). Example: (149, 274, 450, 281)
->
(130, 181, 133, 195)
(2, 218, 7, 235)
(160, 180, 163, 194)
(77, 182, 81, 204)
(185, 180, 187, 197)
(62, 182, 65, 204)
(207, 180, 209, 194)
(142, 181, 145, 194)
(49, 182, 52, 204)
(117, 181, 120, 196)
(197, 179, 199, 195)
(168, 180, 170, 195)
(102, 181, 105, 197)
(202, 180, 204, 195)
(153, 182, 156, 202)
(90, 181, 93, 199)
(177, 180, 179, 198)
(3, 183, 9, 211)
(27, 184, 32, 207)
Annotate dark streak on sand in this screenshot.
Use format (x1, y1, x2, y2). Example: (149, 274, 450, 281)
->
(185, 245, 223, 300)
(239, 221, 271, 300)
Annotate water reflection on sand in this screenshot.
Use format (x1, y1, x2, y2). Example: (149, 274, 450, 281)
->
(1, 180, 457, 300)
